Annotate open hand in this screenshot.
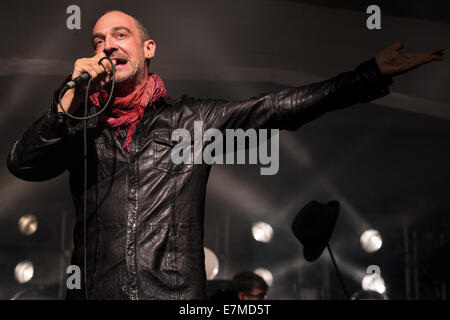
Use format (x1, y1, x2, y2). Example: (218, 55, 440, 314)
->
(375, 42, 445, 76)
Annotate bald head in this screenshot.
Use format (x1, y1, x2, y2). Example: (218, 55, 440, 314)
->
(95, 11, 150, 45)
(92, 10, 156, 86)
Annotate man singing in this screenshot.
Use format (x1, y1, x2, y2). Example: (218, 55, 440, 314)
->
(6, 10, 444, 299)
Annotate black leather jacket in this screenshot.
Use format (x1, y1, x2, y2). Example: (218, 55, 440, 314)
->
(6, 58, 392, 299)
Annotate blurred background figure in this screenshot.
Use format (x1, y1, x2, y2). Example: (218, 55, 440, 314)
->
(232, 271, 269, 300)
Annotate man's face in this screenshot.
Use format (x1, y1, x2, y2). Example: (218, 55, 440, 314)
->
(92, 11, 152, 84)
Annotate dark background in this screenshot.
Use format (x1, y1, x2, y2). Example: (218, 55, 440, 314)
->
(0, 0, 449, 299)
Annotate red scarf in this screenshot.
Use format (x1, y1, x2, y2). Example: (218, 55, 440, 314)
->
(90, 73, 168, 151)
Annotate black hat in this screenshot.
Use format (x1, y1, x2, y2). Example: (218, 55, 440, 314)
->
(291, 200, 339, 262)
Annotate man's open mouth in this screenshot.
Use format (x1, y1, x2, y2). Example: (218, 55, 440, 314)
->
(113, 58, 128, 69)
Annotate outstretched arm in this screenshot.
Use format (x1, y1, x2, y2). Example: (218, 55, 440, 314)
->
(192, 41, 444, 132)
(193, 57, 391, 132)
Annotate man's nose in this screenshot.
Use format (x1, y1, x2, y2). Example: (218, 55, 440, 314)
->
(103, 35, 118, 56)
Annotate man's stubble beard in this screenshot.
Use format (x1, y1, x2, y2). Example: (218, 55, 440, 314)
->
(115, 64, 138, 83)
(114, 60, 147, 88)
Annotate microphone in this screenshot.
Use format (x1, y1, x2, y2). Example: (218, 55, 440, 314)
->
(64, 72, 91, 90)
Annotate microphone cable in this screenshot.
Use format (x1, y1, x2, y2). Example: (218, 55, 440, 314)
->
(326, 244, 351, 299)
(57, 56, 116, 300)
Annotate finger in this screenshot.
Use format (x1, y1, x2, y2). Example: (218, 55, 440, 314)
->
(99, 58, 116, 74)
(392, 41, 404, 52)
(93, 52, 111, 72)
(100, 75, 112, 87)
(98, 60, 109, 73)
(430, 55, 444, 61)
(403, 53, 431, 68)
(421, 51, 445, 62)
(98, 59, 112, 73)
(73, 59, 92, 78)
(95, 77, 107, 91)
(80, 64, 99, 80)
(429, 46, 445, 55)
(93, 61, 108, 75)
(94, 52, 107, 59)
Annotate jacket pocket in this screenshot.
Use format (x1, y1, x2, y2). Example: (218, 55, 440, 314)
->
(153, 130, 193, 174)
(95, 141, 117, 182)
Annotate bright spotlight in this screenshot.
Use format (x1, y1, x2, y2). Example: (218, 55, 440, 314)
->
(252, 222, 273, 243)
(14, 261, 34, 284)
(18, 214, 38, 236)
(360, 229, 382, 253)
(254, 268, 273, 287)
(362, 273, 386, 294)
(204, 247, 219, 280)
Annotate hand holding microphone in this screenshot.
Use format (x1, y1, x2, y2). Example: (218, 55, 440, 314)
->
(58, 52, 116, 114)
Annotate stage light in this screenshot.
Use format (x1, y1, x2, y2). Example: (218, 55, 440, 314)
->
(254, 268, 273, 287)
(204, 247, 219, 280)
(14, 261, 34, 284)
(18, 214, 38, 236)
(362, 273, 386, 294)
(360, 229, 382, 253)
(252, 222, 273, 243)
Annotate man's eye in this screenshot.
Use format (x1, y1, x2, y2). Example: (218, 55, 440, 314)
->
(95, 40, 103, 47)
(117, 33, 126, 38)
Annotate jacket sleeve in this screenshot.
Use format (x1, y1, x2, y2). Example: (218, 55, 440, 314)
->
(6, 76, 96, 182)
(6, 102, 70, 181)
(188, 57, 393, 131)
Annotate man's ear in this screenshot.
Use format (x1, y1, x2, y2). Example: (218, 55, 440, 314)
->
(143, 39, 156, 59)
